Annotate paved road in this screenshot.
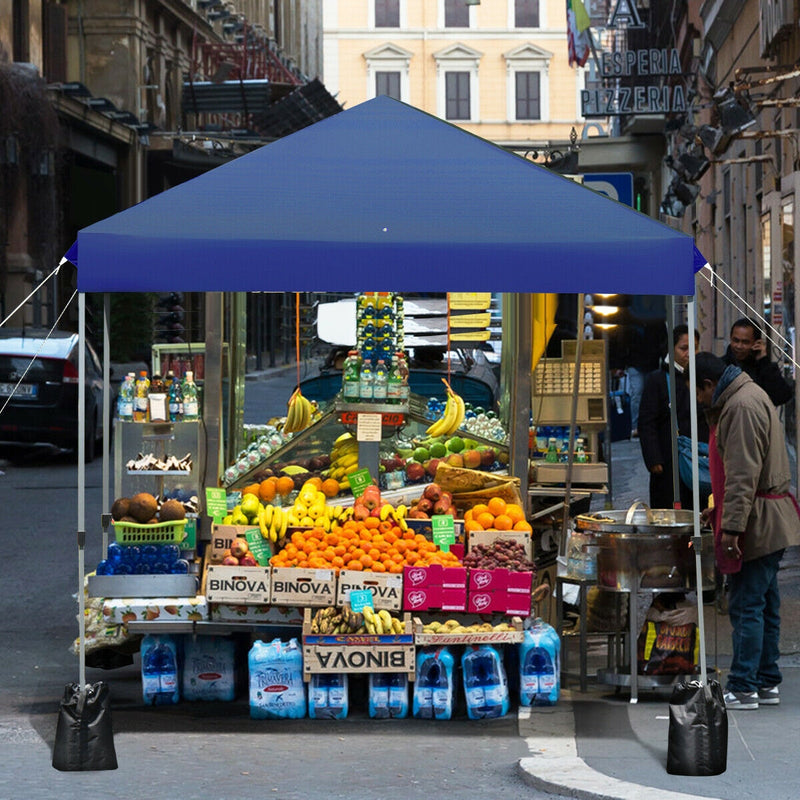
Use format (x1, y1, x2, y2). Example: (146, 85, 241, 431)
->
(0, 432, 552, 799)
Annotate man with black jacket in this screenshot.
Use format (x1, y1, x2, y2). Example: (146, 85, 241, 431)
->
(723, 318, 793, 407)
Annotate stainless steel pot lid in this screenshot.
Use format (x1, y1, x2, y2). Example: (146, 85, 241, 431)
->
(575, 500, 695, 535)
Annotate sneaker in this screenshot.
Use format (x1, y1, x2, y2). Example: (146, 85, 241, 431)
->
(758, 686, 780, 705)
(724, 689, 759, 710)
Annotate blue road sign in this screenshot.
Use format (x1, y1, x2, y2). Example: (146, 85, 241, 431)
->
(583, 173, 634, 208)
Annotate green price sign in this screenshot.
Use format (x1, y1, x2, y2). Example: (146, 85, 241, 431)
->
(347, 468, 373, 498)
(245, 529, 272, 566)
(206, 487, 228, 523)
(432, 514, 456, 553)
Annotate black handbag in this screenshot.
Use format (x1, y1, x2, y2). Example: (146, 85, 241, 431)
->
(52, 682, 118, 771)
(667, 679, 727, 776)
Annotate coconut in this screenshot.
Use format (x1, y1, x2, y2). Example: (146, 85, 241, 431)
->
(128, 492, 158, 523)
(158, 499, 186, 522)
(110, 497, 130, 521)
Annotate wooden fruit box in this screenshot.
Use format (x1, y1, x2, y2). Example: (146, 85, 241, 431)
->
(302, 608, 415, 680)
(412, 615, 524, 645)
(269, 567, 337, 607)
(204, 565, 271, 604)
(336, 570, 403, 611)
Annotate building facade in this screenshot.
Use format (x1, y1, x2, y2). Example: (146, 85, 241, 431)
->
(323, 0, 588, 151)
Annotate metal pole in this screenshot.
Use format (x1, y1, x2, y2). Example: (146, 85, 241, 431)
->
(102, 293, 111, 551)
(78, 293, 86, 689)
(666, 299, 681, 507)
(204, 293, 224, 497)
(687, 299, 708, 684)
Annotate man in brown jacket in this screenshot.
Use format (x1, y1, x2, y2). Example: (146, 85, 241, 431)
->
(695, 352, 800, 710)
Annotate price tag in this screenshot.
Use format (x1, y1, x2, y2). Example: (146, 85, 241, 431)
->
(245, 529, 272, 566)
(357, 412, 382, 441)
(347, 468, 374, 498)
(432, 515, 456, 553)
(206, 487, 228, 523)
(348, 589, 374, 612)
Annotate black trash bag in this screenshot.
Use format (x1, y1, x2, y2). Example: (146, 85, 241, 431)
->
(52, 682, 118, 771)
(667, 679, 727, 776)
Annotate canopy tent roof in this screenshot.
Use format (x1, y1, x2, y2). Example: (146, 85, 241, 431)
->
(67, 96, 700, 295)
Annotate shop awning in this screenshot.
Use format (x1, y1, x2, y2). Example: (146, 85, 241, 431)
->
(66, 95, 701, 295)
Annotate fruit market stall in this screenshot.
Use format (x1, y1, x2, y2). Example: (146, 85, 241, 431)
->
(65, 95, 705, 712)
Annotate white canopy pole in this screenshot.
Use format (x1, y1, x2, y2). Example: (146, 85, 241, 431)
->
(78, 293, 87, 689)
(102, 294, 111, 553)
(687, 299, 708, 684)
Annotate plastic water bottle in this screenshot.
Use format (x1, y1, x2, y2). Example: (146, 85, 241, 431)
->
(369, 674, 390, 719)
(519, 619, 561, 707)
(141, 634, 179, 705)
(373, 359, 388, 402)
(168, 370, 183, 421)
(248, 638, 306, 719)
(182, 370, 199, 420)
(133, 370, 150, 422)
(462, 645, 509, 719)
(117, 373, 134, 421)
(414, 648, 454, 720)
(309, 673, 348, 719)
(359, 359, 374, 402)
(388, 672, 409, 718)
(575, 437, 588, 463)
(545, 437, 559, 463)
(342, 351, 360, 402)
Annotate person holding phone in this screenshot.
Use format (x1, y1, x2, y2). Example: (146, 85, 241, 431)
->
(723, 318, 793, 407)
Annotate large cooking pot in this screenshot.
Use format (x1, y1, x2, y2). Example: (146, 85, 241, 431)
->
(574, 501, 714, 591)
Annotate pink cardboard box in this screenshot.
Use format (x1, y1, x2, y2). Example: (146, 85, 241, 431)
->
(403, 585, 443, 611)
(506, 571, 534, 594)
(449, 543, 465, 561)
(441, 586, 468, 611)
(468, 590, 505, 614)
(469, 568, 509, 592)
(503, 591, 532, 617)
(442, 566, 468, 588)
(403, 564, 442, 589)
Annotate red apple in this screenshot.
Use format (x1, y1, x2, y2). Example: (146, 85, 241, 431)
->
(230, 537, 250, 559)
(352, 504, 371, 521)
(433, 496, 452, 515)
(423, 483, 443, 503)
(417, 497, 434, 514)
(239, 554, 258, 567)
(409, 508, 429, 519)
(405, 462, 425, 482)
(222, 555, 239, 566)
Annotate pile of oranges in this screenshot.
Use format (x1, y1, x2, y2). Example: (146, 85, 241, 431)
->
(463, 497, 533, 533)
(269, 518, 462, 573)
(242, 475, 341, 503)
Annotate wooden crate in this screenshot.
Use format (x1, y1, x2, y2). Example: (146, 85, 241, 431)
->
(336, 570, 403, 611)
(204, 565, 271, 604)
(269, 567, 337, 607)
(412, 615, 524, 645)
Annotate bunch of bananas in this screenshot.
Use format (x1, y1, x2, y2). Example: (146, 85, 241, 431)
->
(283, 388, 314, 434)
(310, 605, 365, 634)
(325, 432, 360, 488)
(258, 504, 289, 543)
(422, 620, 518, 634)
(363, 606, 406, 635)
(425, 380, 466, 437)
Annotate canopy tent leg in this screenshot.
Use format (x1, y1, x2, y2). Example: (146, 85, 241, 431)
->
(78, 293, 87, 689)
(666, 298, 681, 507)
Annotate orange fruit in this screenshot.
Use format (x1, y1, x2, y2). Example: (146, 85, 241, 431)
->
(464, 508, 474, 523)
(346, 560, 363, 571)
(304, 476, 323, 490)
(487, 497, 507, 517)
(505, 503, 525, 525)
(258, 478, 277, 503)
(471, 503, 489, 517)
(464, 519, 483, 532)
(321, 478, 340, 498)
(477, 511, 496, 530)
(513, 520, 533, 532)
(364, 517, 380, 530)
(493, 514, 513, 531)
(276, 476, 295, 496)
(242, 483, 260, 497)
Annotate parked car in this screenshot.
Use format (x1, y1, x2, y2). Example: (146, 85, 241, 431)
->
(0, 329, 107, 459)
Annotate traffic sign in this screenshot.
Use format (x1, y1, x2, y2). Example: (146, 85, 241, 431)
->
(583, 173, 634, 208)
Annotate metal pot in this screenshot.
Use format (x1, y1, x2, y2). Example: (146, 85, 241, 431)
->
(574, 501, 714, 592)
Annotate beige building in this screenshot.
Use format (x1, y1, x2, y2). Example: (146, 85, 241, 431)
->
(323, 0, 587, 149)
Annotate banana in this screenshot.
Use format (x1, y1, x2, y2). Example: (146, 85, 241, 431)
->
(373, 615, 384, 635)
(378, 609, 393, 632)
(391, 617, 405, 635)
(446, 390, 466, 435)
(258, 507, 270, 539)
(379, 503, 394, 521)
(281, 464, 309, 476)
(344, 463, 359, 475)
(282, 389, 299, 434)
(394, 504, 407, 518)
(362, 606, 375, 624)
(426, 392, 456, 437)
(336, 452, 359, 469)
(365, 619, 376, 634)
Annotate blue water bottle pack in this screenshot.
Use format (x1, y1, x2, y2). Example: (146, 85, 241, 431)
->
(141, 634, 180, 705)
(519, 619, 561, 707)
(413, 647, 455, 720)
(462, 644, 509, 719)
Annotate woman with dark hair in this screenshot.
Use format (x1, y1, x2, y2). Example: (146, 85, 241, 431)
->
(638, 324, 709, 509)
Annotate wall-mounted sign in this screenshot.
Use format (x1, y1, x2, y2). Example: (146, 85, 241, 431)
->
(581, 84, 688, 117)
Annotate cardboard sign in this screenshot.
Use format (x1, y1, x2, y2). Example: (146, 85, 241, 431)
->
(432, 515, 455, 552)
(356, 412, 382, 441)
(245, 529, 271, 566)
(347, 468, 373, 498)
(348, 589, 374, 612)
(205, 487, 228, 522)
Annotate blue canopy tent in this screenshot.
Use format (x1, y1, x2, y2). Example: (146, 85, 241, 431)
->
(65, 96, 709, 694)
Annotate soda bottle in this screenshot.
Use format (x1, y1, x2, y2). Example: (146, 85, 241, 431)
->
(182, 370, 199, 420)
(387, 355, 403, 404)
(141, 634, 179, 705)
(396, 352, 410, 403)
(168, 370, 183, 421)
(342, 351, 361, 402)
(575, 437, 588, 463)
(117, 373, 134, 421)
(359, 359, 374, 402)
(133, 370, 150, 422)
(545, 437, 559, 463)
(373, 359, 388, 402)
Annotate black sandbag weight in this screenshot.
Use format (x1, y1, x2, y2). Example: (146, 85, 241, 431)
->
(667, 679, 727, 776)
(52, 682, 118, 771)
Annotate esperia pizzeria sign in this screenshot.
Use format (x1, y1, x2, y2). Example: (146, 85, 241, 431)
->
(580, 0, 688, 117)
